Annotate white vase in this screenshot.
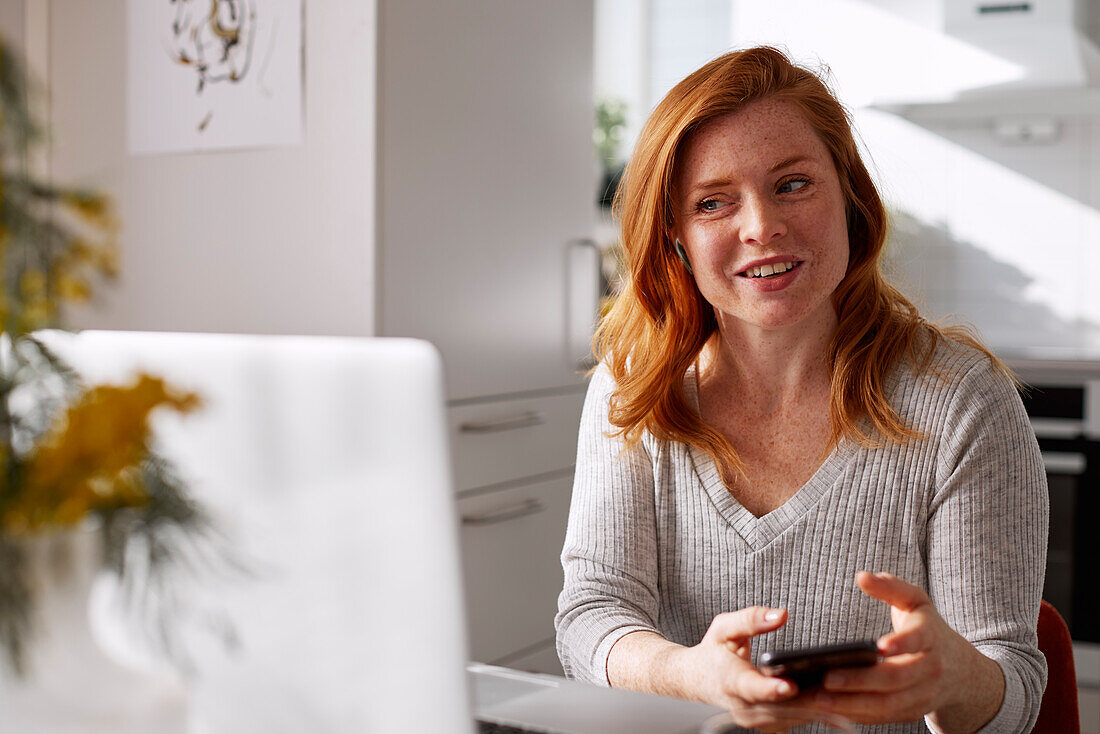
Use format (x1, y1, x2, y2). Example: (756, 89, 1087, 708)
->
(0, 527, 189, 734)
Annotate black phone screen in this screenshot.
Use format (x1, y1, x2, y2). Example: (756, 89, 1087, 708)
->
(758, 639, 880, 689)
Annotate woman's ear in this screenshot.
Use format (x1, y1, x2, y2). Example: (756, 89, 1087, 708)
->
(672, 237, 693, 275)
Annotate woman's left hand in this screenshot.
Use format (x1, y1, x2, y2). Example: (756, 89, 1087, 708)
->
(801, 571, 1004, 731)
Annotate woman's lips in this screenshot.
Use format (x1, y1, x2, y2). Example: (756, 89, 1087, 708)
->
(738, 260, 802, 292)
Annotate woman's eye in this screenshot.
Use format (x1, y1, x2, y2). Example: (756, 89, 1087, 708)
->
(778, 178, 810, 194)
(697, 199, 726, 213)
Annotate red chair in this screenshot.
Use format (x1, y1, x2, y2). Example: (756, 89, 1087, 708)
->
(1034, 600, 1080, 734)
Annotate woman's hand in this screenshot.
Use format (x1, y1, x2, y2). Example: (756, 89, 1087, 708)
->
(607, 606, 800, 711)
(679, 606, 801, 708)
(807, 571, 1004, 732)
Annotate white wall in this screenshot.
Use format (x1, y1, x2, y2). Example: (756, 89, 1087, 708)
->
(862, 111, 1100, 354)
(41, 0, 377, 337)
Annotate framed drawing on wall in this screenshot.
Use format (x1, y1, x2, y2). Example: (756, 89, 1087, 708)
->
(127, 0, 303, 155)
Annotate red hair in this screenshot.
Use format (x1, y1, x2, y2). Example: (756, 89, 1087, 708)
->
(596, 46, 1000, 479)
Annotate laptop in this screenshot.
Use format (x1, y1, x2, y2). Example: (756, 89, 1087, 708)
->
(36, 331, 719, 734)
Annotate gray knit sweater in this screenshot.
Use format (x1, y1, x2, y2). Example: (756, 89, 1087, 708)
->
(555, 341, 1048, 733)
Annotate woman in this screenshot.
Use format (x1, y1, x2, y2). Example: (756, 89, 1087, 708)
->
(555, 47, 1048, 733)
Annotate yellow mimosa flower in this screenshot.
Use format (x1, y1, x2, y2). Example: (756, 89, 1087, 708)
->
(56, 273, 91, 303)
(1, 375, 201, 532)
(19, 269, 46, 298)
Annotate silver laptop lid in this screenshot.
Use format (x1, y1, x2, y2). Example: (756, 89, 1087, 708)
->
(44, 331, 475, 734)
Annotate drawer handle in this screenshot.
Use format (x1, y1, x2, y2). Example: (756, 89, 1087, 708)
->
(460, 410, 545, 434)
(462, 498, 546, 527)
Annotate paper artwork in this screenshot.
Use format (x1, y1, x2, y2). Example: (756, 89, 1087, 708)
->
(127, 0, 303, 155)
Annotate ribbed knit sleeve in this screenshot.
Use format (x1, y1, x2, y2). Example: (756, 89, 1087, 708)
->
(555, 364, 660, 685)
(926, 358, 1048, 733)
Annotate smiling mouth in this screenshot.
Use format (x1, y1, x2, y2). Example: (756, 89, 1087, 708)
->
(739, 261, 801, 279)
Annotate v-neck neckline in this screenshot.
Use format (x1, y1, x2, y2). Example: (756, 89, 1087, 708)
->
(684, 364, 854, 551)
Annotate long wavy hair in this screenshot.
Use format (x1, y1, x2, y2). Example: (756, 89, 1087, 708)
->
(596, 46, 999, 480)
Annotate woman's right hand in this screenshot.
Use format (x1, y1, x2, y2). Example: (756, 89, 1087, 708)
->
(683, 606, 800, 708)
(606, 606, 799, 712)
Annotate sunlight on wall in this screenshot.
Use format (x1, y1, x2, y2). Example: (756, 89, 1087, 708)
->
(730, 0, 1100, 354)
(856, 110, 1100, 354)
(730, 0, 1023, 106)
(594, 0, 1100, 355)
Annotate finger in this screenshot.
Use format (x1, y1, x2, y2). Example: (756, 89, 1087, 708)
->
(855, 571, 930, 612)
(811, 686, 936, 724)
(782, 688, 825, 709)
(709, 607, 787, 645)
(822, 653, 932, 693)
(725, 640, 752, 662)
(726, 667, 799, 704)
(877, 624, 935, 657)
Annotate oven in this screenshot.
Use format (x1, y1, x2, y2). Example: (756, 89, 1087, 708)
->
(1014, 367, 1100, 696)
(1021, 384, 1098, 640)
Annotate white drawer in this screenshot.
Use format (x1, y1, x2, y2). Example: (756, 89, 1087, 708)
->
(449, 390, 585, 492)
(459, 474, 572, 664)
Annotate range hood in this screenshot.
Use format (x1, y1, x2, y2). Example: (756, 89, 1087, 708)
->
(874, 0, 1100, 118)
(946, 0, 1100, 92)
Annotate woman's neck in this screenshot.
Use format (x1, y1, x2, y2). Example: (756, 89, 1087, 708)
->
(701, 307, 837, 408)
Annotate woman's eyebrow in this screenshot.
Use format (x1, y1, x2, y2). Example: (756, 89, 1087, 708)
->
(686, 177, 734, 197)
(768, 155, 813, 173)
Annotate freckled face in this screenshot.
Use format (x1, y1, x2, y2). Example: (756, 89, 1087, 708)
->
(672, 98, 850, 336)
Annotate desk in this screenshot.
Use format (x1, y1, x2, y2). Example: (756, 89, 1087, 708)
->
(470, 663, 721, 734)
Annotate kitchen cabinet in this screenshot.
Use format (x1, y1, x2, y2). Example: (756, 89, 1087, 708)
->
(377, 0, 595, 672)
(447, 390, 585, 674)
(448, 392, 586, 493)
(457, 473, 574, 671)
(377, 0, 597, 400)
(31, 0, 593, 676)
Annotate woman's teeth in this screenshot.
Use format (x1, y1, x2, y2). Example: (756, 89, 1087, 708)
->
(743, 261, 796, 278)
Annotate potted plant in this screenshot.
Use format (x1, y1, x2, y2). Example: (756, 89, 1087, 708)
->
(0, 36, 227, 690)
(594, 96, 628, 209)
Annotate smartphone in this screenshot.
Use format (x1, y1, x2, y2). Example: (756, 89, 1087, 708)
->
(758, 640, 880, 689)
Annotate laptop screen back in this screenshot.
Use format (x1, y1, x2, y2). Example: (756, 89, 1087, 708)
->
(44, 331, 475, 734)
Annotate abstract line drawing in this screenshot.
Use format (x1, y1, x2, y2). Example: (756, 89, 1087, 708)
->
(127, 0, 302, 155)
(168, 0, 257, 95)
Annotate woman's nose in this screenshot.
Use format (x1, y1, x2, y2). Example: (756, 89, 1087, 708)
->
(739, 196, 787, 246)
